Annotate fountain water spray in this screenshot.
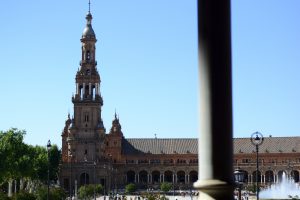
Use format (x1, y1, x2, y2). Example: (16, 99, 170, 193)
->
(259, 172, 300, 199)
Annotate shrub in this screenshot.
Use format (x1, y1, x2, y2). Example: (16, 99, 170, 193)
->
(125, 183, 136, 194)
(12, 191, 35, 200)
(0, 191, 10, 200)
(78, 184, 103, 200)
(36, 186, 66, 200)
(160, 182, 172, 193)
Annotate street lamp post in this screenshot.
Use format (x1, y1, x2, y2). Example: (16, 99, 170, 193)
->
(172, 171, 175, 196)
(94, 161, 96, 200)
(47, 140, 52, 200)
(234, 169, 245, 200)
(114, 168, 117, 195)
(251, 132, 264, 200)
(68, 149, 73, 199)
(84, 155, 87, 185)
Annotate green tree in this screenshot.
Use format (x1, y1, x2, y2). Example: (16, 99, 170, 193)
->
(48, 144, 61, 182)
(160, 182, 172, 193)
(0, 128, 62, 196)
(0, 128, 27, 182)
(31, 145, 48, 183)
(78, 184, 103, 200)
(36, 186, 66, 200)
(125, 183, 136, 194)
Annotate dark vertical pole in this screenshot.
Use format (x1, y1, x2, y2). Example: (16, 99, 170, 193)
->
(194, 0, 233, 199)
(47, 151, 50, 200)
(70, 157, 72, 199)
(94, 162, 96, 200)
(256, 145, 259, 200)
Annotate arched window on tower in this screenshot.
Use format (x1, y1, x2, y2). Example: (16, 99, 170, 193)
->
(92, 85, 95, 100)
(79, 85, 83, 100)
(84, 113, 89, 122)
(86, 51, 90, 61)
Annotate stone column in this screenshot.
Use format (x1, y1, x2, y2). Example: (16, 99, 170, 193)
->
(14, 180, 17, 194)
(75, 180, 78, 199)
(96, 83, 99, 95)
(172, 174, 175, 183)
(188, 175, 190, 183)
(193, 0, 233, 199)
(273, 174, 276, 183)
(137, 174, 140, 183)
(83, 83, 86, 98)
(89, 83, 92, 96)
(248, 175, 250, 184)
(8, 180, 12, 197)
(160, 174, 162, 183)
(134, 174, 137, 183)
(76, 83, 79, 95)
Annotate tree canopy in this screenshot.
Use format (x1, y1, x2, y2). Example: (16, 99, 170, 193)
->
(0, 128, 61, 194)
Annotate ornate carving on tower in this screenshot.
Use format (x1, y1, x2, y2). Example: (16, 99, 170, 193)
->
(105, 113, 123, 162)
(109, 112, 123, 136)
(61, 114, 72, 162)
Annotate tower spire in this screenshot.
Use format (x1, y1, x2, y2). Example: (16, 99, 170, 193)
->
(88, 0, 91, 13)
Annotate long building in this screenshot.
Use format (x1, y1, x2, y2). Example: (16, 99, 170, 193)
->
(59, 6, 300, 195)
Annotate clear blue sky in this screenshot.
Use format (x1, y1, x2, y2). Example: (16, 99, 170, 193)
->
(0, 1, 300, 147)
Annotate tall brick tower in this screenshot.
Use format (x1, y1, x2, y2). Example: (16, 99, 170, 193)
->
(60, 5, 113, 195)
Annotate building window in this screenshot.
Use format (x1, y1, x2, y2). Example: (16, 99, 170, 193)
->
(150, 159, 160, 164)
(163, 159, 173, 164)
(189, 159, 198, 164)
(126, 160, 135, 164)
(177, 159, 186, 164)
(138, 160, 148, 164)
(242, 159, 250, 163)
(84, 113, 89, 122)
(86, 51, 90, 61)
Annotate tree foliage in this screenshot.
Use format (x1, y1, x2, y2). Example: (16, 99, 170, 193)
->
(0, 128, 27, 181)
(35, 186, 66, 200)
(160, 182, 172, 193)
(12, 191, 36, 200)
(78, 184, 103, 200)
(125, 183, 136, 194)
(0, 128, 61, 196)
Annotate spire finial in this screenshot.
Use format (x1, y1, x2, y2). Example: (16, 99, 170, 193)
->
(88, 0, 91, 13)
(114, 109, 117, 119)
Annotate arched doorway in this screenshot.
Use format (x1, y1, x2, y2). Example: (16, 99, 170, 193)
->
(278, 170, 285, 182)
(291, 170, 299, 182)
(80, 173, 89, 186)
(177, 171, 185, 183)
(189, 171, 198, 183)
(164, 170, 173, 182)
(265, 170, 274, 184)
(152, 171, 160, 184)
(252, 171, 261, 183)
(127, 170, 135, 183)
(139, 170, 148, 183)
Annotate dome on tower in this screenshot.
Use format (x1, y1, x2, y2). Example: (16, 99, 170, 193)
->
(82, 13, 96, 39)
